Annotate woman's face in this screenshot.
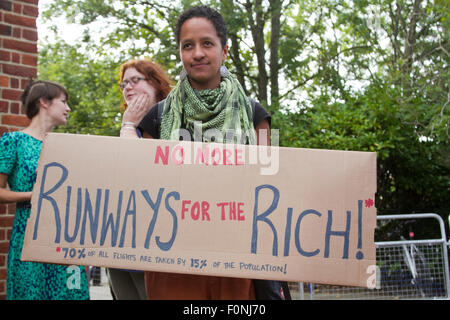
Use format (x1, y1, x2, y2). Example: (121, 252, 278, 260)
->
(122, 67, 158, 106)
(179, 17, 228, 90)
(46, 93, 70, 125)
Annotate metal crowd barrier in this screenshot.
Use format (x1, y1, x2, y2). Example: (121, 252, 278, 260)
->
(290, 213, 450, 300)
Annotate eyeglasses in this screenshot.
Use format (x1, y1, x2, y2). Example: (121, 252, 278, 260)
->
(119, 76, 148, 90)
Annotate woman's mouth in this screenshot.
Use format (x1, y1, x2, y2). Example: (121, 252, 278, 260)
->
(192, 63, 209, 68)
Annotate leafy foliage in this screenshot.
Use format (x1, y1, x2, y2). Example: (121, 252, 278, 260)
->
(38, 39, 123, 136)
(38, 0, 449, 236)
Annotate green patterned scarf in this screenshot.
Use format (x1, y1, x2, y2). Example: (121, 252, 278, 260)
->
(160, 72, 257, 145)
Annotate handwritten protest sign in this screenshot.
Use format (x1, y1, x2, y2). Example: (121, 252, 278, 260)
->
(22, 133, 377, 287)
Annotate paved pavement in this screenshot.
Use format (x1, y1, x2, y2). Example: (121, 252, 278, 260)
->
(89, 268, 113, 300)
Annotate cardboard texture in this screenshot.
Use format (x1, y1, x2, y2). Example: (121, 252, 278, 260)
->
(22, 133, 377, 287)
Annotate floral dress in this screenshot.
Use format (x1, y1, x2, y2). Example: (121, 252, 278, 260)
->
(0, 131, 89, 300)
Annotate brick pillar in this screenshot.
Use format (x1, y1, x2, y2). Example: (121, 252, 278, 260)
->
(0, 0, 38, 300)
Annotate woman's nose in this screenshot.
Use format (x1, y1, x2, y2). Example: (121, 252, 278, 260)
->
(123, 82, 133, 91)
(193, 45, 205, 59)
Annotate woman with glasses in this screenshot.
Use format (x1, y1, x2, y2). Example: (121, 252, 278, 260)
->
(108, 59, 172, 299)
(119, 59, 172, 139)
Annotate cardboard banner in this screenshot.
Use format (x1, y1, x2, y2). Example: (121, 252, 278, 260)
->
(22, 133, 377, 287)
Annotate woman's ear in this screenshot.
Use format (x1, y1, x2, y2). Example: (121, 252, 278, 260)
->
(38, 98, 50, 110)
(222, 44, 229, 63)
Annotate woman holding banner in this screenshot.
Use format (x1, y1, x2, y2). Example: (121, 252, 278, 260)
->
(114, 59, 173, 299)
(129, 6, 279, 299)
(0, 80, 89, 300)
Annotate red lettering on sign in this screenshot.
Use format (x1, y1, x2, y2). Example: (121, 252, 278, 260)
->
(181, 200, 211, 221)
(181, 200, 191, 220)
(216, 202, 246, 221)
(154, 146, 169, 165)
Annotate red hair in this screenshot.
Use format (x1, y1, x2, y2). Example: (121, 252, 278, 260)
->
(119, 59, 173, 111)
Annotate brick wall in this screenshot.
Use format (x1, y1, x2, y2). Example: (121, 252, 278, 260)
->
(0, 0, 38, 300)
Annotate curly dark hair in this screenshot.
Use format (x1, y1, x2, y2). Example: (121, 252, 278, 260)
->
(175, 5, 228, 48)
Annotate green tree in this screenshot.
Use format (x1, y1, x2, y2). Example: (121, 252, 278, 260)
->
(38, 38, 123, 136)
(39, 0, 449, 234)
(41, 0, 299, 111)
(273, 0, 449, 231)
